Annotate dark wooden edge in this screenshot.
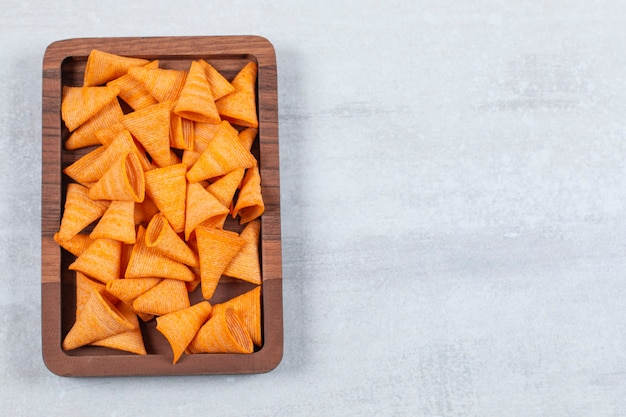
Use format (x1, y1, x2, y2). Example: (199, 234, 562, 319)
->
(41, 36, 282, 377)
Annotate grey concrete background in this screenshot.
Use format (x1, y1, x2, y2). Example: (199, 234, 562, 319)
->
(2, 0, 625, 415)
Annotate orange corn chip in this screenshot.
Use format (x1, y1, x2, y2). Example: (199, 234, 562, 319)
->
(69, 238, 122, 284)
(232, 165, 264, 224)
(198, 59, 235, 100)
(58, 183, 110, 241)
(134, 195, 160, 225)
(61, 85, 120, 132)
(185, 182, 229, 240)
(181, 149, 201, 169)
(187, 307, 253, 354)
(89, 200, 137, 244)
(120, 101, 172, 167)
(83, 49, 150, 87)
(75, 271, 107, 316)
(156, 301, 212, 364)
(207, 168, 245, 208)
(223, 220, 262, 285)
(174, 61, 221, 123)
(193, 121, 221, 153)
(170, 113, 195, 150)
(90, 301, 147, 355)
(88, 151, 146, 203)
(211, 286, 262, 347)
(105, 277, 162, 306)
(238, 127, 258, 152)
(125, 226, 195, 282)
(93, 122, 126, 147)
(146, 213, 199, 267)
(132, 278, 190, 316)
(107, 60, 160, 111)
(186, 121, 256, 183)
(144, 163, 187, 233)
(215, 62, 258, 128)
(128, 66, 187, 103)
(62, 290, 136, 351)
(54, 232, 94, 257)
(195, 227, 245, 300)
(64, 99, 124, 150)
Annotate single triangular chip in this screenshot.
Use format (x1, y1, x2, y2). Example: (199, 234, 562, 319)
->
(198, 59, 235, 100)
(120, 101, 172, 167)
(105, 277, 162, 306)
(174, 61, 221, 123)
(132, 278, 190, 316)
(195, 226, 245, 300)
(211, 286, 262, 347)
(88, 151, 146, 203)
(186, 307, 253, 354)
(58, 183, 110, 241)
(185, 182, 229, 240)
(125, 226, 195, 282)
(61, 85, 120, 132)
(90, 301, 147, 355)
(107, 60, 160, 111)
(222, 220, 261, 285)
(170, 113, 195, 150)
(64, 99, 124, 150)
(238, 127, 258, 152)
(69, 238, 122, 284)
(75, 271, 107, 316)
(144, 163, 187, 233)
(62, 290, 135, 351)
(89, 200, 137, 244)
(54, 232, 94, 257)
(215, 61, 258, 128)
(145, 213, 199, 267)
(207, 168, 245, 209)
(156, 301, 212, 364)
(186, 121, 256, 183)
(83, 49, 150, 87)
(232, 165, 264, 224)
(128, 66, 187, 103)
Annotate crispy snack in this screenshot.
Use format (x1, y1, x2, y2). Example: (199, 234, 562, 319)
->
(107, 60, 160, 111)
(186, 120, 256, 183)
(156, 301, 212, 364)
(128, 66, 187, 103)
(145, 213, 199, 267)
(69, 238, 122, 284)
(195, 227, 245, 300)
(232, 165, 264, 224)
(211, 286, 262, 347)
(54, 232, 94, 257)
(125, 226, 195, 281)
(207, 168, 245, 209)
(215, 62, 259, 128)
(170, 113, 195, 151)
(120, 101, 172, 168)
(187, 307, 253, 354)
(61, 85, 120, 132)
(174, 60, 221, 124)
(223, 220, 262, 285)
(89, 200, 137, 244)
(62, 290, 136, 351)
(132, 278, 190, 316)
(133, 196, 160, 226)
(105, 277, 162, 306)
(88, 151, 146, 203)
(238, 127, 258, 152)
(75, 271, 107, 316)
(198, 59, 235, 100)
(83, 49, 150, 87)
(64, 99, 124, 150)
(58, 183, 110, 241)
(144, 163, 187, 233)
(193, 121, 221, 152)
(91, 301, 147, 355)
(184, 182, 229, 240)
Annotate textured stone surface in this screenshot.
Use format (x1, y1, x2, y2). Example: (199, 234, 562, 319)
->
(2, 0, 626, 415)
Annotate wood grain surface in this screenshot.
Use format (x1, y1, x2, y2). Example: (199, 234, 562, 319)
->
(41, 36, 282, 376)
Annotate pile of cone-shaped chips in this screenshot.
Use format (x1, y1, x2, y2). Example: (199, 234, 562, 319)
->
(55, 49, 264, 364)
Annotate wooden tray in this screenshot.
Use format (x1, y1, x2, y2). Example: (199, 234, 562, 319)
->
(41, 36, 282, 376)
